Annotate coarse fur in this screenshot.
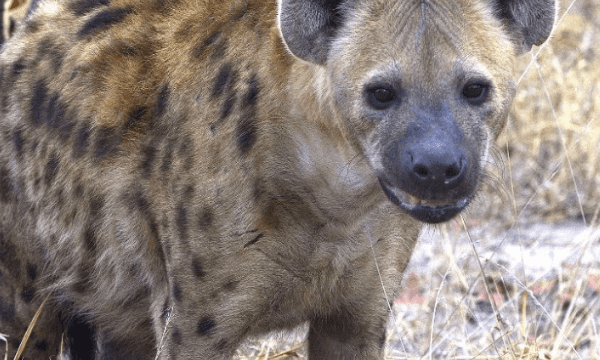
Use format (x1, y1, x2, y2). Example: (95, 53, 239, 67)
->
(0, 0, 556, 358)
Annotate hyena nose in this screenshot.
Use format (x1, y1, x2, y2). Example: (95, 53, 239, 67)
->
(402, 143, 467, 192)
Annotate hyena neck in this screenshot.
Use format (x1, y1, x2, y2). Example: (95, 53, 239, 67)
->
(264, 62, 384, 226)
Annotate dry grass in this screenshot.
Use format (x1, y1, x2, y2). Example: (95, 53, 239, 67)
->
(2, 0, 600, 359)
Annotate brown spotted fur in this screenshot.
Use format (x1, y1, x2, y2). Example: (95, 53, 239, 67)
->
(0, 0, 555, 358)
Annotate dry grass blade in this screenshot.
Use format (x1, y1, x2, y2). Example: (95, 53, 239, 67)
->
(264, 344, 304, 359)
(12, 293, 50, 360)
(1, 333, 7, 360)
(155, 307, 174, 360)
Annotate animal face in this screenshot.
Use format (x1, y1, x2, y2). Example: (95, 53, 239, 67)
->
(280, 0, 556, 223)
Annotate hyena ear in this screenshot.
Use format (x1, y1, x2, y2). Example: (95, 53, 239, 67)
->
(278, 0, 346, 65)
(493, 0, 558, 53)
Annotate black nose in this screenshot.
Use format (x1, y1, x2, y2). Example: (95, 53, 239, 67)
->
(402, 141, 467, 191)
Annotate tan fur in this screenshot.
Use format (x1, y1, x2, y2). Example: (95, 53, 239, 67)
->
(0, 0, 555, 358)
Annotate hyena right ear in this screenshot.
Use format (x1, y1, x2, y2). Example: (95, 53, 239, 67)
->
(278, 0, 347, 65)
(493, 0, 558, 53)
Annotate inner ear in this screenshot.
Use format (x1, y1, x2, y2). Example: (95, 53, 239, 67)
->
(493, 0, 557, 53)
(278, 0, 346, 65)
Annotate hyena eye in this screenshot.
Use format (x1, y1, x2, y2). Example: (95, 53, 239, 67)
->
(462, 82, 489, 104)
(366, 86, 397, 110)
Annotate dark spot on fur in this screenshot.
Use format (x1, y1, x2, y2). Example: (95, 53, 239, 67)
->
(94, 127, 121, 159)
(37, 38, 65, 73)
(223, 280, 238, 291)
(8, 18, 16, 37)
(160, 139, 174, 173)
(77, 7, 134, 38)
(193, 31, 220, 58)
(197, 317, 216, 336)
(193, 31, 228, 60)
(191, 257, 205, 278)
(0, 296, 16, 325)
(74, 122, 92, 157)
(47, 93, 64, 128)
(198, 207, 213, 229)
(178, 138, 194, 170)
(172, 326, 182, 345)
(31, 79, 48, 126)
(182, 185, 194, 200)
(27, 263, 37, 280)
(172, 283, 182, 302)
(0, 166, 13, 202)
(221, 95, 236, 119)
(83, 226, 97, 254)
(21, 286, 35, 303)
(35, 340, 48, 351)
(245, 77, 260, 106)
(12, 59, 26, 77)
(23, 19, 40, 34)
(244, 233, 263, 248)
(74, 181, 84, 198)
(44, 155, 60, 186)
(156, 84, 170, 117)
(0, 232, 21, 278)
(176, 205, 187, 240)
(174, 17, 197, 42)
(237, 115, 257, 154)
(70, 0, 110, 15)
(11, 130, 24, 157)
(215, 339, 228, 351)
(127, 187, 150, 213)
(46, 93, 74, 140)
(212, 64, 232, 98)
(125, 106, 151, 134)
(89, 196, 104, 220)
(140, 144, 157, 177)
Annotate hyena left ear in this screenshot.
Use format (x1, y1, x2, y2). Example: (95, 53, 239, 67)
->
(278, 0, 347, 65)
(493, 0, 558, 53)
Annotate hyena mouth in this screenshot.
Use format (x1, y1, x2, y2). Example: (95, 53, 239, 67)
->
(378, 178, 470, 224)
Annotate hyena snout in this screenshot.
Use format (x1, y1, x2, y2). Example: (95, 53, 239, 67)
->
(401, 136, 467, 193)
(379, 110, 477, 224)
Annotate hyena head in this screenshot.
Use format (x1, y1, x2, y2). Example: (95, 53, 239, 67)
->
(279, 0, 556, 223)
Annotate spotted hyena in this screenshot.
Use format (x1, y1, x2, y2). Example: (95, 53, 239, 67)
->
(0, 0, 556, 358)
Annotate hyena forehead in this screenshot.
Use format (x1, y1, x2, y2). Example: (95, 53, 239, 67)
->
(280, 0, 556, 78)
(332, 0, 517, 91)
